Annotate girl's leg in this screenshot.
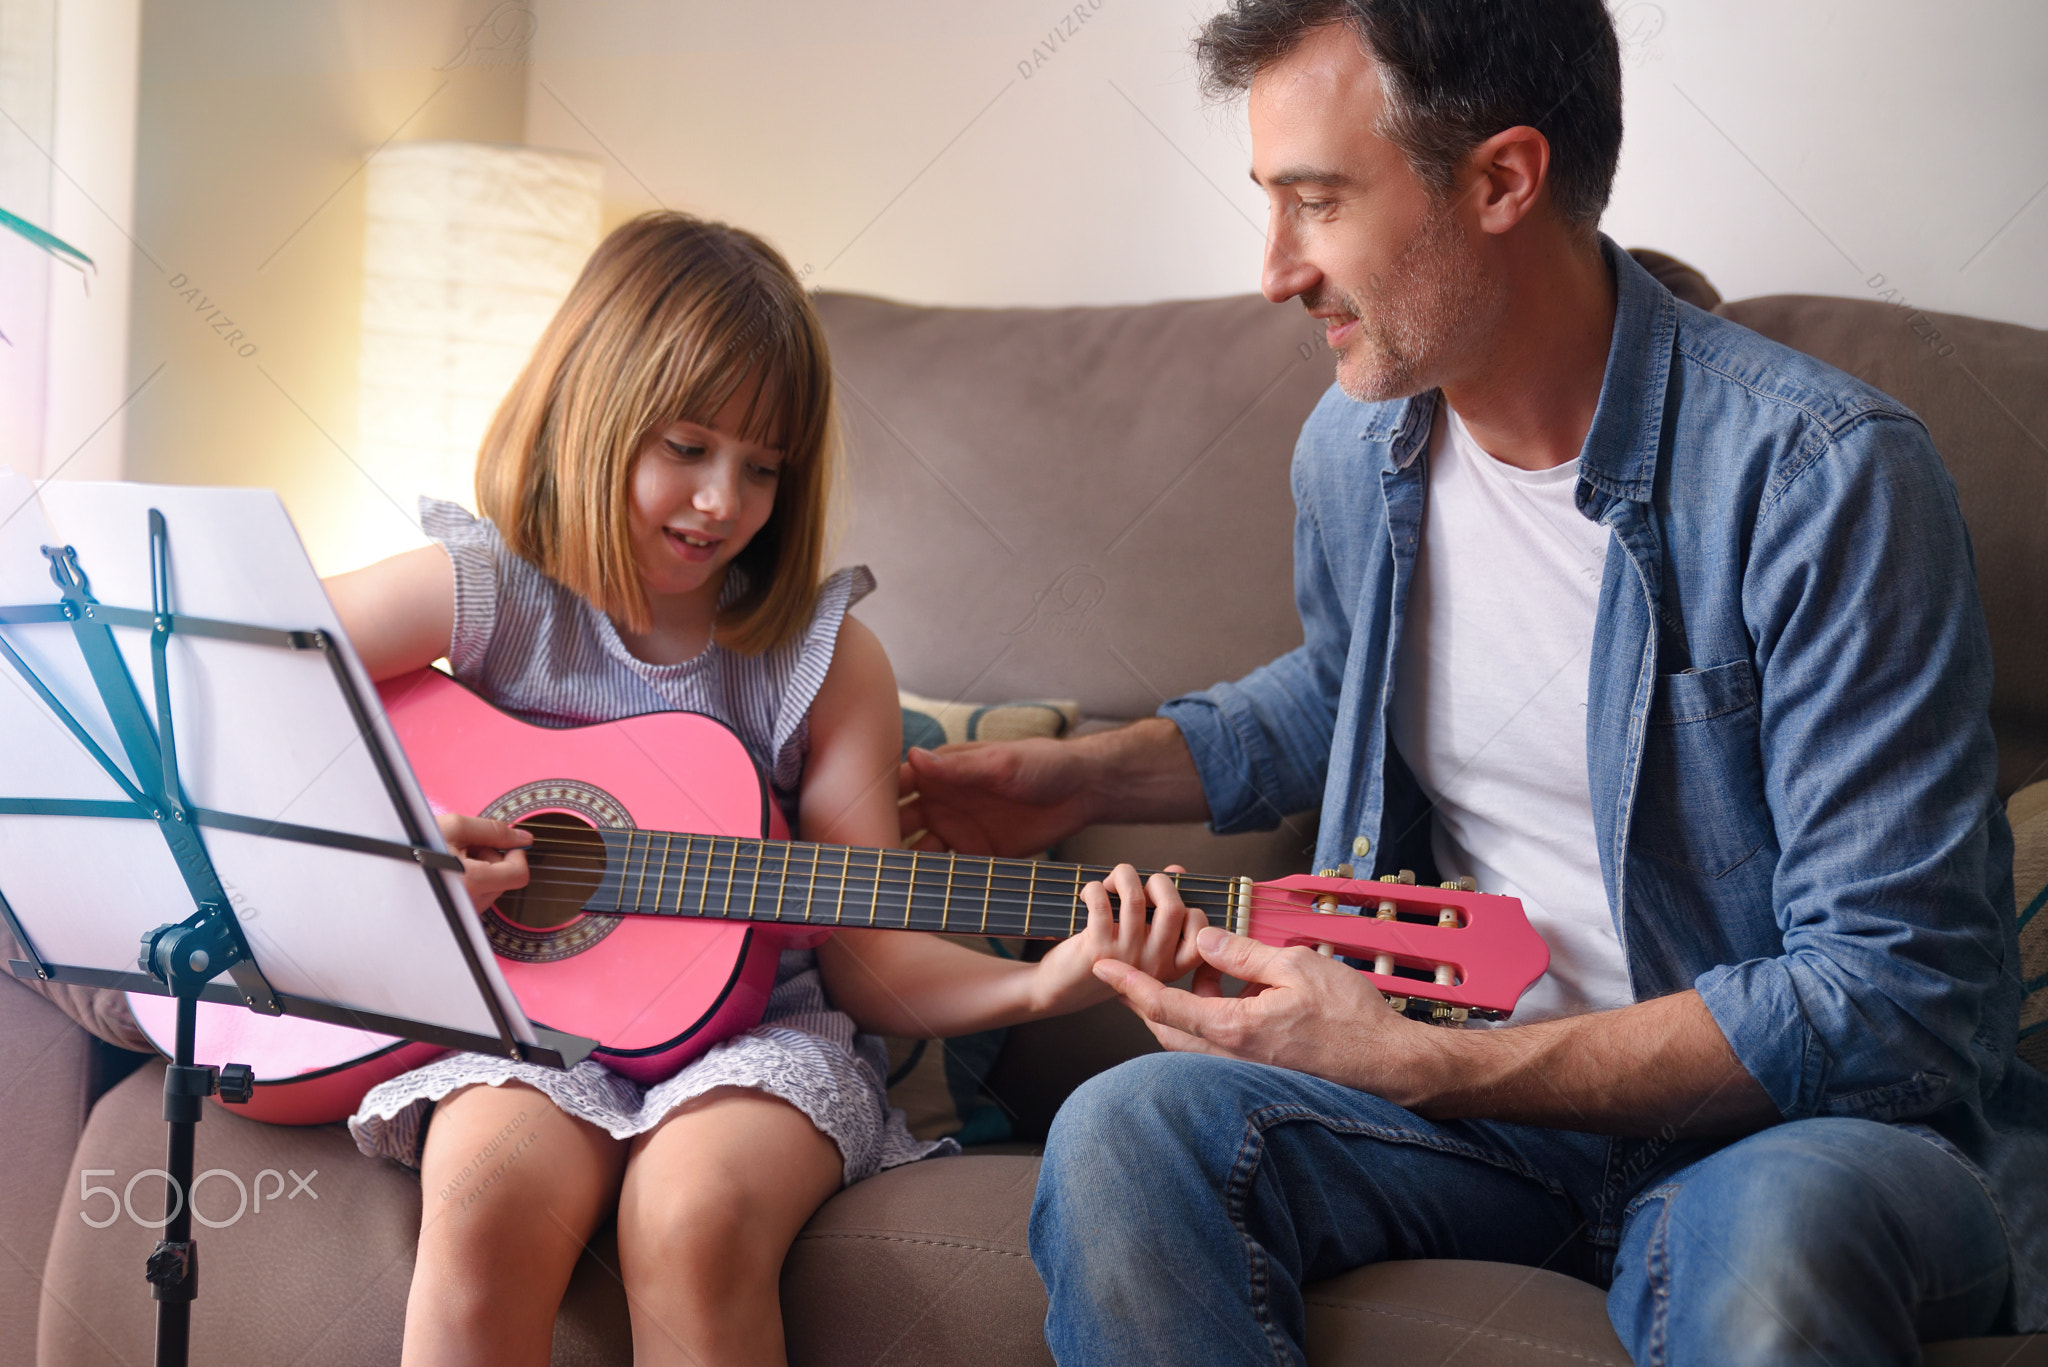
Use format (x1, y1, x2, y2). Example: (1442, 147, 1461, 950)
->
(404, 1081, 629, 1367)
(615, 1086, 845, 1367)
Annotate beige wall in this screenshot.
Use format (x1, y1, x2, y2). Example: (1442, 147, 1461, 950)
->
(525, 0, 2048, 329)
(118, 0, 2048, 563)
(124, 0, 526, 572)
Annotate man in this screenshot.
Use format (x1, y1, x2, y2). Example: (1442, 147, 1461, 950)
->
(896, 1, 2045, 1362)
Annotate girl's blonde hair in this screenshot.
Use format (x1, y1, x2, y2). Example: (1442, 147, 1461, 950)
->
(475, 211, 835, 654)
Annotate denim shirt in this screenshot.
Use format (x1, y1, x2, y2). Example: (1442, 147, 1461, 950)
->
(1162, 240, 2048, 1328)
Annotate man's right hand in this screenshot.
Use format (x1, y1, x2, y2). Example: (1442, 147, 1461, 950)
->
(897, 716, 1212, 857)
(898, 739, 1096, 857)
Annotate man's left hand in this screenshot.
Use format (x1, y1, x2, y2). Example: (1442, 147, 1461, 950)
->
(1094, 926, 1442, 1105)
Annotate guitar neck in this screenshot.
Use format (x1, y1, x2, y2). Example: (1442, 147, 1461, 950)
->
(585, 831, 1241, 939)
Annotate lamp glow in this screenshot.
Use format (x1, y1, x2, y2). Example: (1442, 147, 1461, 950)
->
(353, 141, 601, 567)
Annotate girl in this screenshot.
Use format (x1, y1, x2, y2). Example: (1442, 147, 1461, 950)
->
(324, 212, 1203, 1367)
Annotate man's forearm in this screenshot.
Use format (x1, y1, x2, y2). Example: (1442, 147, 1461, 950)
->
(1072, 716, 1212, 826)
(1403, 989, 1778, 1138)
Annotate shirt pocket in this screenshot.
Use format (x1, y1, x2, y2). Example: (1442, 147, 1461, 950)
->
(1631, 659, 1774, 878)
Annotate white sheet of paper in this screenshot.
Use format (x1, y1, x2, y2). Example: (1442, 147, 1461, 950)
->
(0, 474, 537, 1047)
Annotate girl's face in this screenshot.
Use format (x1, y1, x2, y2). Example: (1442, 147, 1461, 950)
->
(626, 387, 785, 604)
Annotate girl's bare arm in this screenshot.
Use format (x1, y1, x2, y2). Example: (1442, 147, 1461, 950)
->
(806, 620, 1203, 1038)
(322, 544, 455, 682)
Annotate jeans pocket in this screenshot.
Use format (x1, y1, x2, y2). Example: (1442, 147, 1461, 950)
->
(1632, 660, 1774, 878)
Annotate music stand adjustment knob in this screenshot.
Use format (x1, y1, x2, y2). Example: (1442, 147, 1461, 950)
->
(215, 1063, 255, 1105)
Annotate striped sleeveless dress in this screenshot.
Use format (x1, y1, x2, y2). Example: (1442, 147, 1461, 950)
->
(347, 499, 951, 1183)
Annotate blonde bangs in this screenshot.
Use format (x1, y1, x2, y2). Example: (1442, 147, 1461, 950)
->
(476, 213, 837, 652)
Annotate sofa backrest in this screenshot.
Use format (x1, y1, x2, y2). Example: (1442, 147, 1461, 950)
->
(817, 272, 2047, 792)
(816, 291, 1327, 721)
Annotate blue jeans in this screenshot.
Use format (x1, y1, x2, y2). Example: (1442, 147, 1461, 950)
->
(1029, 1055, 2013, 1366)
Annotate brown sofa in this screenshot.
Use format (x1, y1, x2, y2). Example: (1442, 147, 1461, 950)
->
(10, 252, 2046, 1365)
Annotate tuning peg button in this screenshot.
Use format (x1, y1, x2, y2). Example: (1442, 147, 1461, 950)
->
(1335, 862, 1355, 880)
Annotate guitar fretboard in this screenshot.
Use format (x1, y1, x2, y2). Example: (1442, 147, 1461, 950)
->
(586, 831, 1237, 939)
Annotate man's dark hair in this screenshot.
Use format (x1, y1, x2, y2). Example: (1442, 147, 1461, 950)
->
(1196, 0, 1622, 230)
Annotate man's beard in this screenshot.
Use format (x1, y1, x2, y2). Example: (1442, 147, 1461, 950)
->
(1316, 197, 1504, 404)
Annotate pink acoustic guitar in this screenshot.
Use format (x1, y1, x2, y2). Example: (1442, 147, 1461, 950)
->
(130, 668, 1550, 1124)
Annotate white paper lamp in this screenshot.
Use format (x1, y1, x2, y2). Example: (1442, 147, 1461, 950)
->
(353, 141, 602, 567)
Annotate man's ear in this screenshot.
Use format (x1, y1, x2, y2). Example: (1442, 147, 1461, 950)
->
(1466, 125, 1551, 236)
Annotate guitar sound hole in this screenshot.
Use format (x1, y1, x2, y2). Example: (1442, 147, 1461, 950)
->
(495, 812, 608, 931)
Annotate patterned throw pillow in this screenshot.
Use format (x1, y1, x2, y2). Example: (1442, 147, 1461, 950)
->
(883, 691, 1077, 1144)
(2013, 783, 2048, 1071)
(899, 690, 1078, 753)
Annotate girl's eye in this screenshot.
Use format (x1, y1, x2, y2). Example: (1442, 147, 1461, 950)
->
(749, 462, 783, 481)
(664, 440, 707, 460)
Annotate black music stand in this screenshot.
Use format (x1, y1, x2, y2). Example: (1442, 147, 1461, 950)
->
(0, 481, 592, 1367)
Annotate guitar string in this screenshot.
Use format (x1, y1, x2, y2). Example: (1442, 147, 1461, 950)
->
(496, 830, 1257, 894)
(489, 867, 1466, 929)
(494, 831, 1457, 913)
(494, 833, 1460, 900)
(487, 838, 1461, 915)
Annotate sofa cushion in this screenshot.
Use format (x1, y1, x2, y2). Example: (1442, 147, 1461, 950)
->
(35, 1060, 630, 1366)
(0, 979, 99, 1356)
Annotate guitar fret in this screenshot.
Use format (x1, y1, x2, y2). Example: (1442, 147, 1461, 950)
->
(833, 846, 848, 925)
(805, 843, 822, 925)
(979, 858, 994, 937)
(655, 832, 671, 915)
(1025, 859, 1039, 939)
(747, 839, 763, 918)
(1069, 865, 1081, 937)
(699, 836, 713, 918)
(676, 834, 691, 916)
(941, 851, 957, 934)
(869, 847, 882, 926)
(772, 840, 790, 922)
(632, 830, 648, 911)
(903, 850, 917, 929)
(720, 838, 735, 920)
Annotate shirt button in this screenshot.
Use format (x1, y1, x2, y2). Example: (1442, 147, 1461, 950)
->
(1352, 835, 1371, 858)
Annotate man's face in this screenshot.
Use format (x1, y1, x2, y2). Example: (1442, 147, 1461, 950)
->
(1249, 23, 1502, 402)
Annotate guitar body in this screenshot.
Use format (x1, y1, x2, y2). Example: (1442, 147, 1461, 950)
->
(131, 668, 798, 1124)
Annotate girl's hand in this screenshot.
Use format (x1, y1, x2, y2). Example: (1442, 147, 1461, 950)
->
(1027, 864, 1208, 1017)
(436, 813, 532, 911)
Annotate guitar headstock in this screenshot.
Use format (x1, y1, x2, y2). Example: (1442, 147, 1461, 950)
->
(1234, 868, 1549, 1026)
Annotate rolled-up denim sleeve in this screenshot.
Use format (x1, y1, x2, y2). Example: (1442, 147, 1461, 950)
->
(1694, 412, 2012, 1124)
(1160, 462, 1352, 834)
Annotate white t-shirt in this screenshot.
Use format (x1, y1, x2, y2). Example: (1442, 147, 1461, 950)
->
(1389, 404, 1633, 1024)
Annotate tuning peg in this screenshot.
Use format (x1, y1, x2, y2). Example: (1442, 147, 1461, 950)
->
(1375, 900, 1397, 920)
(1317, 867, 1339, 878)
(1437, 908, 1458, 928)
(1455, 876, 1476, 892)
(1433, 964, 1455, 986)
(1374, 951, 1394, 975)
(1335, 862, 1355, 880)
